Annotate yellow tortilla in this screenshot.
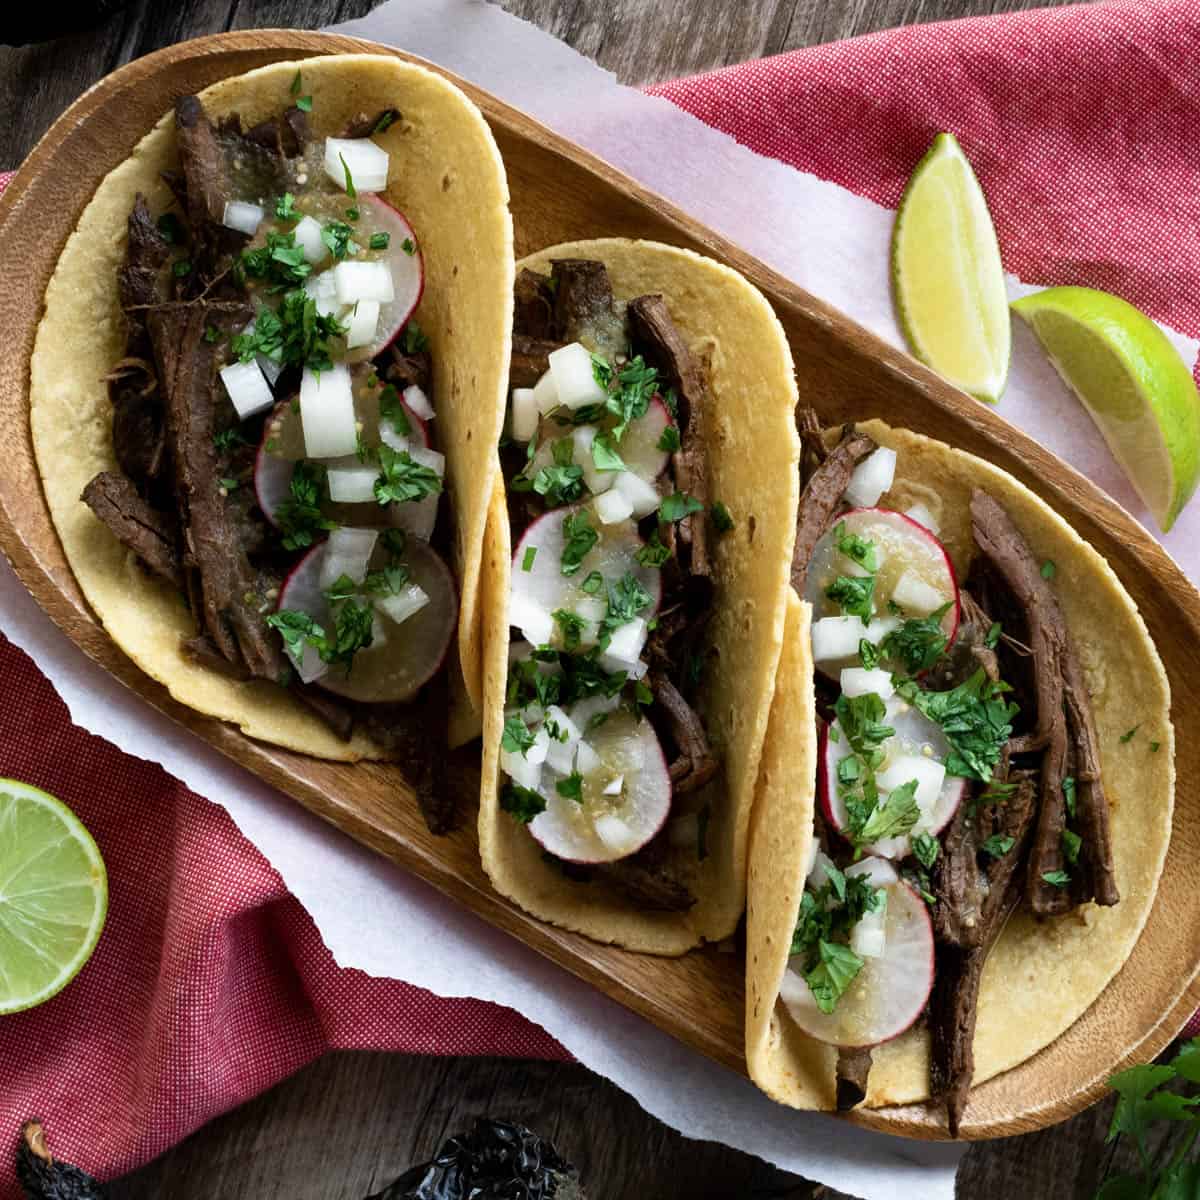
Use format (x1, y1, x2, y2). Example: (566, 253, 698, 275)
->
(746, 420, 1175, 1110)
(30, 55, 513, 760)
(478, 239, 800, 953)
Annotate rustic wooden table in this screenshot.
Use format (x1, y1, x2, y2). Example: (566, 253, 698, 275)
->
(2, 0, 1158, 1197)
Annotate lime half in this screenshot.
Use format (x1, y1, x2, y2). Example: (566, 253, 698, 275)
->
(1012, 286, 1200, 531)
(0, 780, 107, 1014)
(892, 132, 1011, 403)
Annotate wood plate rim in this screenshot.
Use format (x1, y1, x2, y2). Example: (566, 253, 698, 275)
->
(1, 28, 1197, 1143)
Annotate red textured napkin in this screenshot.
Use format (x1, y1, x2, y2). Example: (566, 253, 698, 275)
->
(3, 0, 1199, 1190)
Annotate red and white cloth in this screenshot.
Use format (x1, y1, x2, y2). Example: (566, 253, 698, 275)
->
(3, 0, 1199, 1192)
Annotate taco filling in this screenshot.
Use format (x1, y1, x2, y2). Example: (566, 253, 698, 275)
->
(785, 409, 1120, 1131)
(81, 91, 460, 830)
(494, 260, 728, 908)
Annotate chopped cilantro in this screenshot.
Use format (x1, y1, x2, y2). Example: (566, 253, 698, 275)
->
(556, 772, 584, 803)
(363, 563, 410, 597)
(560, 510, 598, 577)
(711, 501, 734, 533)
(276, 461, 336, 551)
(501, 782, 546, 823)
(1041, 560, 1056, 580)
(321, 220, 359, 260)
(581, 570, 604, 595)
(858, 780, 921, 843)
(323, 573, 359, 604)
(275, 192, 298, 221)
(1041, 869, 1071, 889)
(825, 574, 875, 622)
(379, 383, 412, 435)
(857, 639, 879, 670)
(203, 324, 221, 344)
(501, 715, 536, 757)
(325, 598, 375, 667)
(635, 530, 672, 568)
(981, 834, 1015, 858)
(213, 427, 247, 452)
(657, 425, 681, 453)
(373, 109, 398, 134)
(339, 152, 357, 198)
(911, 832, 939, 869)
(635, 680, 654, 707)
(374, 445, 443, 505)
(590, 434, 625, 472)
(834, 522, 877, 572)
(605, 356, 658, 440)
(985, 621, 1002, 649)
(369, 231, 391, 251)
(1120, 724, 1141, 744)
(239, 231, 311, 289)
(401, 237, 415, 255)
(290, 69, 302, 95)
(531, 440, 585, 507)
(266, 609, 324, 659)
(346, 206, 360, 221)
(1150, 741, 1161, 753)
(521, 546, 538, 573)
(1062, 828, 1082, 866)
(172, 259, 192, 278)
(598, 573, 652, 646)
(879, 604, 951, 673)
(1063, 776, 1077, 819)
(659, 492, 704, 523)
(402, 321, 429, 353)
(218, 477, 239, 492)
(296, 95, 313, 113)
(804, 941, 864, 1016)
(552, 608, 587, 650)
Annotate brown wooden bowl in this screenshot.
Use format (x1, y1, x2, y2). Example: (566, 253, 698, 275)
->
(1, 29, 1196, 1142)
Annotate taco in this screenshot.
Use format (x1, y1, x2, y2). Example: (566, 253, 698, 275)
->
(477, 239, 799, 953)
(746, 413, 1174, 1132)
(30, 55, 513, 827)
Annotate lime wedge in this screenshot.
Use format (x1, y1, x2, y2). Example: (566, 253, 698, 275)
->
(1012, 286, 1200, 531)
(0, 780, 107, 1013)
(892, 132, 1011, 403)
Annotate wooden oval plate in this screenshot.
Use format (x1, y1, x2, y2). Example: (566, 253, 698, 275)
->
(0, 29, 1196, 1142)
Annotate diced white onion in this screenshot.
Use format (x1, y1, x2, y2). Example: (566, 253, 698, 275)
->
(594, 813, 639, 853)
(287, 640, 328, 685)
(379, 422, 409, 452)
(370, 615, 389, 650)
(292, 215, 329, 265)
(841, 544, 884, 578)
(876, 754, 946, 819)
(333, 260, 395, 305)
(601, 617, 647, 670)
(327, 464, 380, 504)
(222, 200, 264, 236)
(378, 583, 431, 627)
(613, 470, 661, 518)
(257, 353, 283, 387)
(905, 502, 940, 534)
(892, 569, 947, 617)
(851, 904, 888, 959)
(575, 740, 601, 775)
(594, 487, 634, 525)
(323, 137, 390, 193)
(304, 270, 342, 318)
(811, 615, 899, 661)
(527, 726, 551, 766)
(219, 359, 274, 420)
(544, 705, 582, 746)
(804, 838, 819, 878)
(844, 447, 898, 507)
(567, 694, 622, 731)
(403, 384, 434, 420)
(409, 446, 445, 478)
(509, 592, 554, 648)
(571, 424, 614, 495)
(299, 363, 357, 459)
(501, 745, 542, 791)
(548, 342, 607, 411)
(346, 299, 380, 349)
(511, 388, 538, 442)
(807, 848, 838, 888)
(602, 775, 624, 796)
(840, 667, 895, 700)
(319, 527, 378, 590)
(532, 370, 559, 414)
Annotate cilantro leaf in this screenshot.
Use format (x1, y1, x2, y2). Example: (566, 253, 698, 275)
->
(276, 461, 336, 551)
(403, 321, 429, 353)
(275, 192, 298, 220)
(1120, 724, 1141, 744)
(834, 522, 877, 572)
(552, 608, 587, 651)
(321, 220, 359, 260)
(339, 152, 357, 198)
(858, 638, 880, 670)
(501, 782, 546, 823)
(370, 231, 391, 251)
(374, 445, 443, 505)
(805, 940, 864, 1015)
(659, 492, 704, 523)
(556, 771, 584, 803)
(266, 609, 325, 659)
(985, 621, 1002, 649)
(1061, 828, 1082, 865)
(859, 780, 921, 843)
(826, 574, 875, 621)
(605, 356, 658, 440)
(879, 604, 952, 673)
(560, 510, 598, 577)
(591, 434, 625, 472)
(635, 530, 672, 568)
(239, 231, 312, 289)
(501, 714, 536, 757)
(912, 832, 939, 869)
(1041, 869, 1071, 889)
(711, 500, 734, 533)
(658, 425, 681, 452)
(981, 834, 1015, 858)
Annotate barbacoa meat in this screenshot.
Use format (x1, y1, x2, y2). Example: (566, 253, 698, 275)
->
(513, 267, 556, 339)
(551, 258, 615, 342)
(649, 672, 718, 796)
(594, 831, 696, 911)
(510, 334, 562, 389)
(81, 472, 182, 589)
(836, 1046, 873, 1112)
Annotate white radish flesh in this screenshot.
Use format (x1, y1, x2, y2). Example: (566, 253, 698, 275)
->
(288, 640, 329, 685)
(508, 591, 555, 648)
(548, 343, 607, 411)
(779, 869, 933, 1047)
(324, 137, 389, 193)
(525, 710, 671, 864)
(220, 359, 275, 420)
(299, 364, 357, 459)
(844, 448, 898, 507)
(600, 617, 647, 669)
(222, 200, 264, 235)
(292, 215, 329, 264)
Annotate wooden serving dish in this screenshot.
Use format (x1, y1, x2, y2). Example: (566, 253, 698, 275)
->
(1, 29, 1197, 1142)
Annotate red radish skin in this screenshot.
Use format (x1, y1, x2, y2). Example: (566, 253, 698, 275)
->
(818, 720, 966, 855)
(525, 712, 673, 865)
(360, 195, 425, 358)
(804, 507, 961, 680)
(779, 873, 935, 1048)
(275, 537, 457, 704)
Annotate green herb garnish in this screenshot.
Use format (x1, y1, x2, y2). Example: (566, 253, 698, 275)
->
(374, 445, 442, 505)
(276, 461, 336, 551)
(501, 783, 546, 823)
(659, 492, 704, 524)
(560, 509, 598, 577)
(711, 501, 734, 533)
(501, 715, 536, 757)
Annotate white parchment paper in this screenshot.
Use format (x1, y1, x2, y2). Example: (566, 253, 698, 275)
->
(6, 1, 1196, 1194)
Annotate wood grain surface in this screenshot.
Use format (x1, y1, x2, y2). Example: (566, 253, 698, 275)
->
(0, 2, 1166, 1198)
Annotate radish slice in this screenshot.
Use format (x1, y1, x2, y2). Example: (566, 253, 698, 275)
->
(220, 359, 274, 420)
(510, 505, 663, 637)
(324, 137, 389, 193)
(222, 200, 263, 235)
(255, 385, 431, 533)
(819, 704, 966, 858)
(525, 709, 672, 864)
(358, 195, 424, 358)
(844, 448, 898, 508)
(403, 384, 434, 420)
(299, 364, 357, 459)
(616, 395, 674, 481)
(292, 215, 329, 265)
(276, 537, 456, 704)
(904, 502, 940, 534)
(804, 507, 960, 677)
(779, 867, 934, 1047)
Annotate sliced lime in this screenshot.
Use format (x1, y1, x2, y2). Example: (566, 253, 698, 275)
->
(1012, 286, 1200, 531)
(892, 132, 1011, 403)
(0, 780, 107, 1014)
